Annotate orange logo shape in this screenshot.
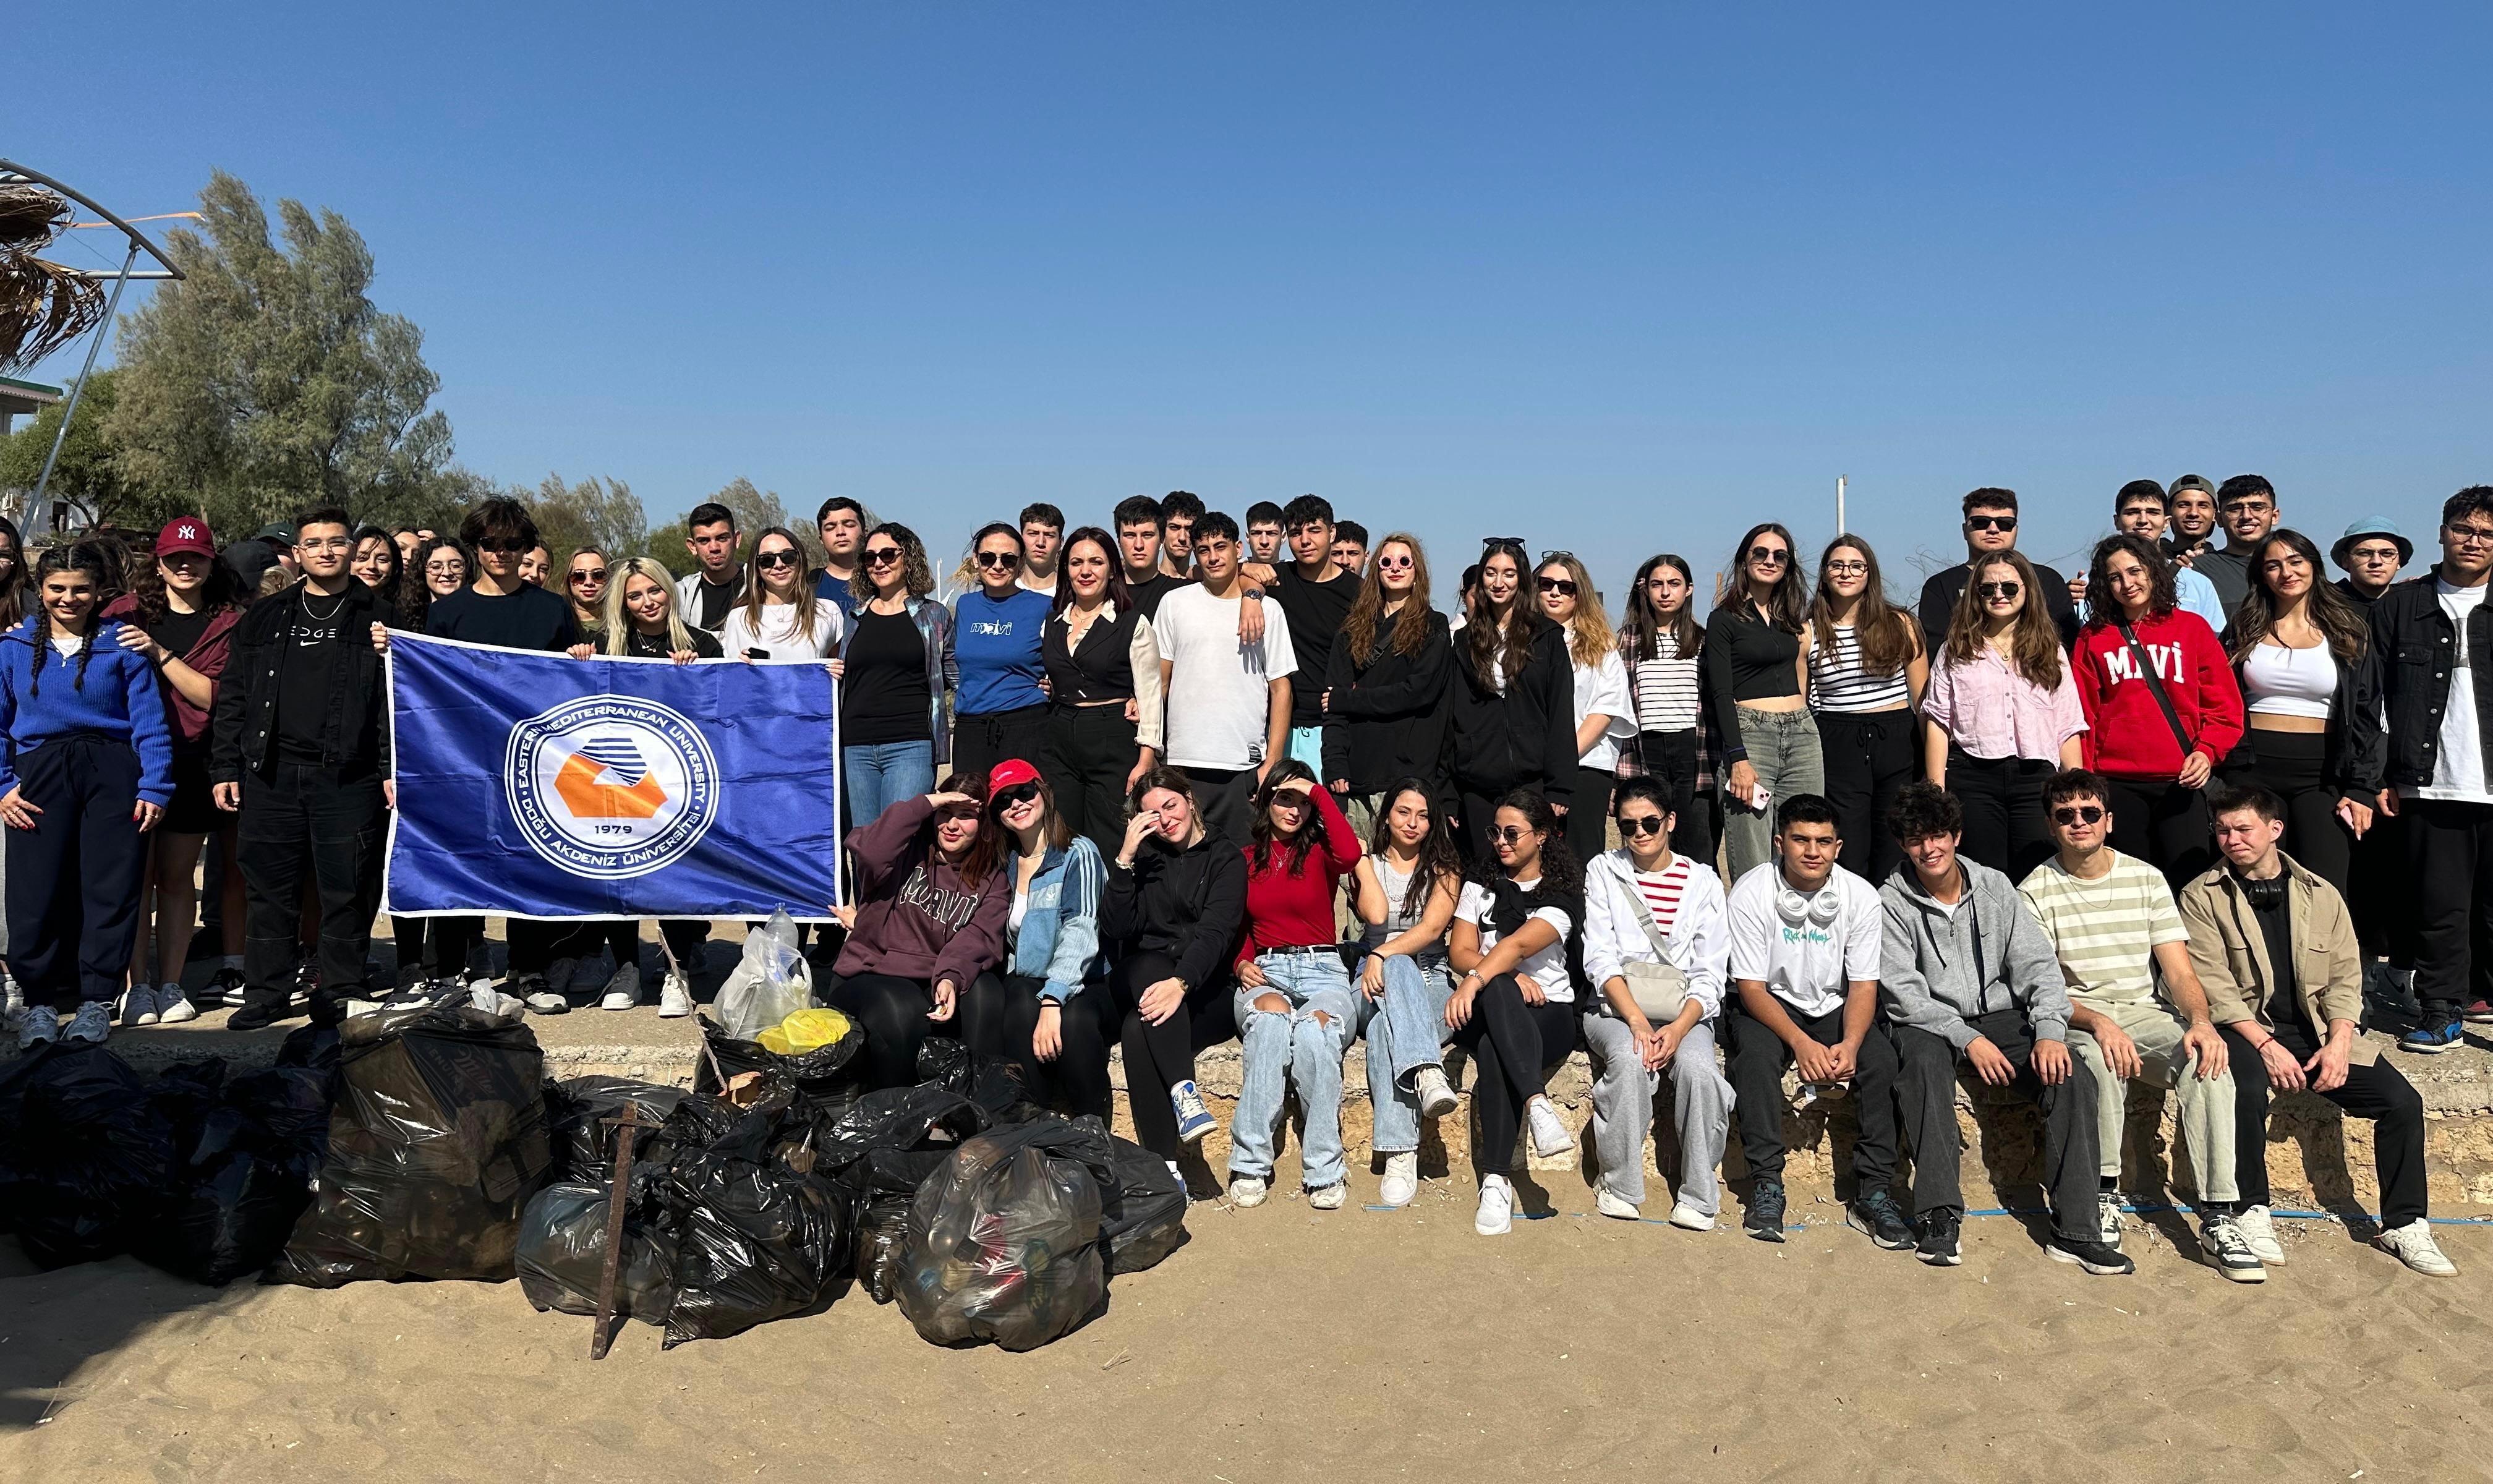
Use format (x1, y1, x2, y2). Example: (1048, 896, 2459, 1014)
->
(554, 736, 670, 818)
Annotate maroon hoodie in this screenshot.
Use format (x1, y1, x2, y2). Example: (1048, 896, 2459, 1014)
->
(833, 794, 1010, 987)
(101, 594, 240, 749)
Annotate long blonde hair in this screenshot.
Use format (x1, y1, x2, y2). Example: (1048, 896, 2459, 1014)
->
(1538, 552, 1613, 668)
(603, 556, 696, 657)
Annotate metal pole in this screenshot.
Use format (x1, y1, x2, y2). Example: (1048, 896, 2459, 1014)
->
(28, 239, 139, 521)
(1836, 475, 1846, 535)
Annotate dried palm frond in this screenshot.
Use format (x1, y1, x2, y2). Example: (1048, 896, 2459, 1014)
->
(0, 254, 108, 370)
(0, 187, 70, 250)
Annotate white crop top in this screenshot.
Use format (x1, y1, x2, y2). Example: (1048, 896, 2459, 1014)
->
(2241, 641, 2335, 719)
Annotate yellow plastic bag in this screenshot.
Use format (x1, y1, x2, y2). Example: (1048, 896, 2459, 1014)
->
(757, 1007, 851, 1057)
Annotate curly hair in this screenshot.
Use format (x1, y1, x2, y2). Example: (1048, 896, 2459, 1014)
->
(2081, 532, 2178, 629)
(405, 536, 470, 631)
(1467, 787, 1583, 903)
(1885, 780, 1964, 845)
(1943, 550, 2064, 690)
(863, 522, 935, 600)
(133, 529, 245, 626)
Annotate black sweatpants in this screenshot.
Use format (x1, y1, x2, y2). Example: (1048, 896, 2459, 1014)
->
(1112, 951, 1239, 1159)
(2403, 798, 2493, 1019)
(1449, 973, 1577, 1177)
(2349, 808, 2414, 966)
(1947, 750, 2056, 882)
(953, 702, 1054, 788)
(1564, 766, 1614, 865)
(236, 759, 386, 1016)
(2222, 730, 2352, 898)
(1044, 702, 1141, 860)
(961, 970, 1114, 1120)
(1893, 1010, 2099, 1239)
(828, 970, 960, 1090)
(5, 735, 148, 1011)
(1724, 1000, 1901, 1186)
(2216, 1025, 2427, 1225)
(1817, 710, 1914, 883)
(1181, 765, 1259, 851)
(428, 915, 568, 986)
(2103, 774, 2216, 890)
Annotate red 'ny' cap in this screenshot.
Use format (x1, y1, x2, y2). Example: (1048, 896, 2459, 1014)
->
(156, 516, 216, 560)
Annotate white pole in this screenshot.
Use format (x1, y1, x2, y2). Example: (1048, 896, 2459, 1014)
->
(1836, 475, 1847, 534)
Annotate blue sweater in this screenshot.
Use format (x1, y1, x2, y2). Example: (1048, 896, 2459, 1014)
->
(952, 587, 1052, 716)
(0, 616, 177, 804)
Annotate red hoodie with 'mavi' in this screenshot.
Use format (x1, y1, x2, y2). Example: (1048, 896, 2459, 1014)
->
(2071, 608, 2244, 781)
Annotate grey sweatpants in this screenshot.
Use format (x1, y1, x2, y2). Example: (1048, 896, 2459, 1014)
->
(1584, 1012, 1732, 1216)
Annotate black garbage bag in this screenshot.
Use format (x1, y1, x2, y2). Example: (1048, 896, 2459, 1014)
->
(7, 1045, 180, 1268)
(516, 1183, 680, 1324)
(816, 1085, 989, 1303)
(911, 1038, 1035, 1120)
(689, 1013, 866, 1128)
(268, 1004, 553, 1287)
(895, 1117, 1116, 1352)
(1102, 1135, 1188, 1274)
(658, 1099, 848, 1347)
(135, 1060, 335, 1286)
(545, 1077, 687, 1183)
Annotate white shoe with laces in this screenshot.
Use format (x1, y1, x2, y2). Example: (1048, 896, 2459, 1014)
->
(1525, 1096, 1572, 1159)
(2375, 1218, 2458, 1277)
(2095, 1189, 2124, 1250)
(1308, 1183, 1345, 1211)
(156, 984, 198, 1024)
(1229, 1175, 1269, 1208)
(15, 1005, 60, 1050)
(1414, 1065, 1458, 1119)
(1378, 1151, 1418, 1208)
(1668, 1201, 1716, 1231)
(2236, 1204, 2286, 1266)
(599, 963, 642, 1011)
(66, 1000, 113, 1043)
(658, 970, 694, 1018)
(1595, 1188, 1640, 1221)
(120, 984, 160, 1027)
(1475, 1174, 1514, 1236)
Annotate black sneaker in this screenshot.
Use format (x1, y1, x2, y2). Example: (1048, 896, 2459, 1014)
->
(1916, 1208, 1963, 1266)
(205, 965, 247, 1009)
(1850, 1187, 1914, 1250)
(1744, 1177, 1787, 1242)
(226, 997, 296, 1033)
(2047, 1235, 2137, 1275)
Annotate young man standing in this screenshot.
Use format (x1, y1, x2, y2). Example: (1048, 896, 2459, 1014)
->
(1017, 501, 1065, 597)
(1152, 511, 1293, 847)
(1880, 782, 2126, 1273)
(1159, 491, 1205, 579)
(2372, 487, 2493, 1053)
(2182, 785, 2458, 1276)
(676, 501, 746, 631)
(2018, 768, 2256, 1280)
(1266, 495, 1355, 775)
(1722, 795, 1903, 1247)
(1331, 521, 1370, 577)
(2331, 518, 2411, 608)
(2332, 516, 2416, 1005)
(1916, 488, 2081, 649)
(210, 507, 397, 1032)
(2082, 480, 2225, 630)
(814, 496, 867, 616)
(1114, 495, 1183, 620)
(2165, 474, 2220, 563)
(1243, 501, 1285, 565)
(2191, 475, 2282, 623)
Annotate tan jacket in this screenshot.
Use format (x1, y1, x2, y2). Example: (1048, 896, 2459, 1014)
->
(2175, 853, 2377, 1067)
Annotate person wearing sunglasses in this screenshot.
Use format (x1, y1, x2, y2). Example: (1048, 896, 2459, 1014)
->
(672, 500, 746, 633)
(2069, 532, 2244, 890)
(1707, 521, 1821, 884)
(948, 523, 1054, 785)
(2017, 767, 2251, 1278)
(826, 772, 1011, 1090)
(721, 526, 844, 663)
(957, 759, 1115, 1120)
(833, 522, 955, 832)
(2368, 486, 2493, 1055)
(1914, 488, 2081, 651)
(1349, 777, 1465, 1207)
(1580, 777, 1732, 1229)
(1922, 549, 2087, 880)
(558, 547, 613, 645)
(1225, 759, 1364, 1210)
(1537, 552, 1633, 867)
(1449, 538, 1575, 863)
(1321, 532, 1454, 838)
(1806, 535, 1926, 883)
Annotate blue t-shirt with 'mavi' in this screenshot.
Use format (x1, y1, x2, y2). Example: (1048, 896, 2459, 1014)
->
(952, 586, 1052, 717)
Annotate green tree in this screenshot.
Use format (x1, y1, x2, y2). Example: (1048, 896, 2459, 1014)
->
(644, 476, 807, 576)
(527, 472, 649, 565)
(0, 368, 153, 529)
(105, 171, 455, 535)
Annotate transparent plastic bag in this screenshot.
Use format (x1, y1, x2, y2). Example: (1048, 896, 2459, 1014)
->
(713, 910, 814, 1042)
(895, 1119, 1110, 1352)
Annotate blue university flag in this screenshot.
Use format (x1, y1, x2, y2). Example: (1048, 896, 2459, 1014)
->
(385, 634, 842, 919)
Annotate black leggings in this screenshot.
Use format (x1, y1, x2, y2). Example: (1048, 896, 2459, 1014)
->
(953, 703, 1054, 788)
(1044, 703, 1142, 861)
(961, 971, 1115, 1119)
(2222, 730, 2351, 898)
(1112, 952, 1238, 1159)
(2103, 775, 2215, 890)
(1817, 710, 1914, 882)
(1449, 973, 1577, 1177)
(828, 971, 957, 1090)
(2218, 1025, 2427, 1226)
(1947, 749, 2055, 882)
(1564, 767, 1614, 864)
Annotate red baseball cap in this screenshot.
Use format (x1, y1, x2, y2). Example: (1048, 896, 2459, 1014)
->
(156, 516, 217, 560)
(987, 757, 1041, 793)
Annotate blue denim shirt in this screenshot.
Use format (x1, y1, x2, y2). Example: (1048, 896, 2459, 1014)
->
(1010, 834, 1106, 1001)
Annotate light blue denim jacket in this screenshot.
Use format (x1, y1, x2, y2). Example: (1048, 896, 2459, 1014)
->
(1010, 834, 1107, 1002)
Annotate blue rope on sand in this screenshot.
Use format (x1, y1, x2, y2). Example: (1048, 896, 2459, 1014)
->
(1361, 1202, 2493, 1228)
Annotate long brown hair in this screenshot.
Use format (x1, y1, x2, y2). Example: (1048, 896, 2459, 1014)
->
(1465, 538, 1550, 689)
(2230, 528, 2369, 665)
(739, 525, 824, 645)
(1714, 522, 1807, 633)
(1621, 553, 1702, 664)
(934, 770, 1004, 889)
(1538, 552, 1613, 668)
(134, 530, 245, 625)
(1340, 531, 1434, 667)
(1807, 534, 1917, 675)
(1943, 550, 2063, 689)
(1366, 777, 1463, 923)
(2081, 532, 2177, 629)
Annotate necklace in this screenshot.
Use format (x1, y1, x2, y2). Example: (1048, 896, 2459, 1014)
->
(301, 586, 349, 622)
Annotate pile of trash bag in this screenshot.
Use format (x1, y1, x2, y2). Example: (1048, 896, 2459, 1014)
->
(817, 1085, 992, 1303)
(691, 1009, 868, 1131)
(895, 1117, 1123, 1352)
(545, 1075, 686, 1184)
(654, 1084, 849, 1348)
(135, 1038, 337, 1286)
(270, 1004, 552, 1287)
(1101, 1135, 1188, 1275)
(911, 1037, 1038, 1122)
(0, 1044, 178, 1267)
(711, 910, 814, 1041)
(514, 1182, 680, 1324)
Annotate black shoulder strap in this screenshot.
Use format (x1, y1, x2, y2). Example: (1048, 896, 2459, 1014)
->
(2116, 619, 2195, 761)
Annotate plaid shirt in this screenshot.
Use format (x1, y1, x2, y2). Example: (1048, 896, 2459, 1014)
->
(1613, 657, 1720, 794)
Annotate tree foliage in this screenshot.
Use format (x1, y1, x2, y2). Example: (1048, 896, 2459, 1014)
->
(527, 472, 649, 565)
(0, 367, 143, 527)
(643, 476, 812, 576)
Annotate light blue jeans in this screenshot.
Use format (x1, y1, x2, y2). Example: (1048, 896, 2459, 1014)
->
(843, 741, 936, 830)
(1229, 950, 1360, 1188)
(1360, 952, 1455, 1154)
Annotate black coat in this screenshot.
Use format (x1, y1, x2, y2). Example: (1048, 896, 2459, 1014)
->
(1102, 834, 1246, 991)
(1446, 620, 1577, 806)
(1319, 606, 1454, 796)
(2367, 571, 2493, 791)
(209, 579, 394, 784)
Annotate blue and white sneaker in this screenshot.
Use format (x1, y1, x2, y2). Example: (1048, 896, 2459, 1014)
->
(1171, 1080, 1216, 1143)
(2399, 1017, 2466, 1055)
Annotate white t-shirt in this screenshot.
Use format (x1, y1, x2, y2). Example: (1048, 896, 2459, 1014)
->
(1569, 639, 1635, 773)
(1724, 861, 1881, 1019)
(2415, 578, 2489, 804)
(1455, 876, 1576, 1002)
(1152, 584, 1297, 773)
(717, 597, 845, 661)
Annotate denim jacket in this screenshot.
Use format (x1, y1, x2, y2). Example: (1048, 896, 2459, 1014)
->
(1011, 834, 1106, 1002)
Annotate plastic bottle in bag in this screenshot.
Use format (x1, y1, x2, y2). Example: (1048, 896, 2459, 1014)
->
(712, 910, 814, 1042)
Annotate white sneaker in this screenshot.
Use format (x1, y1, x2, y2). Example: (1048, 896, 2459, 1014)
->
(1308, 1183, 1345, 1211)
(1668, 1201, 1716, 1231)
(1474, 1174, 1514, 1236)
(156, 984, 198, 1024)
(599, 962, 642, 1011)
(468, 980, 525, 1018)
(1229, 1175, 1269, 1208)
(1414, 1064, 1458, 1119)
(1595, 1188, 1640, 1221)
(120, 984, 160, 1026)
(2375, 1218, 2458, 1277)
(66, 1000, 112, 1043)
(2096, 1190, 2124, 1250)
(2236, 1204, 2287, 1266)
(658, 970, 694, 1018)
(1378, 1151, 1418, 1208)
(2, 974, 22, 1025)
(1525, 1096, 1572, 1159)
(15, 1005, 60, 1050)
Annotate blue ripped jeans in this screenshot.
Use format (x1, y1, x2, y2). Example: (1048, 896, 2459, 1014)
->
(1229, 950, 1360, 1188)
(1360, 952, 1455, 1154)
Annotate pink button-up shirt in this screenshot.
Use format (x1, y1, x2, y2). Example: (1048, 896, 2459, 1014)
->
(1923, 645, 2087, 763)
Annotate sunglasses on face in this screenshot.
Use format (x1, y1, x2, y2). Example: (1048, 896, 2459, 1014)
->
(864, 548, 905, 566)
(1978, 580, 2022, 599)
(2052, 804, 2105, 825)
(1492, 825, 1533, 845)
(755, 551, 800, 569)
(1536, 576, 1578, 597)
(1614, 814, 1668, 838)
(991, 780, 1042, 812)
(1376, 554, 1413, 570)
(1966, 516, 2017, 533)
(1747, 546, 1789, 566)
(568, 568, 608, 585)
(974, 552, 1018, 569)
(479, 538, 530, 555)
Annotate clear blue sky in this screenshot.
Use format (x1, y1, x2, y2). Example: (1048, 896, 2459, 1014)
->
(14, 4, 2491, 599)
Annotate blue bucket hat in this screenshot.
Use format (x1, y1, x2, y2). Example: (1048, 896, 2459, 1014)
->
(2331, 517, 2411, 571)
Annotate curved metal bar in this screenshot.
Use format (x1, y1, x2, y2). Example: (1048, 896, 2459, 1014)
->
(0, 158, 185, 279)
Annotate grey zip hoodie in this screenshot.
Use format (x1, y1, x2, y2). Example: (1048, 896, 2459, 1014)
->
(1878, 858, 2069, 1049)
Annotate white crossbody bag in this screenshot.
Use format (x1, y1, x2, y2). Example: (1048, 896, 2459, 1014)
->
(1606, 872, 1690, 1021)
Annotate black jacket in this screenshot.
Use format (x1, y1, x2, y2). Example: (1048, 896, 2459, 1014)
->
(1320, 606, 1454, 795)
(209, 580, 393, 784)
(1446, 620, 1576, 805)
(1102, 834, 1246, 991)
(2367, 570, 2493, 791)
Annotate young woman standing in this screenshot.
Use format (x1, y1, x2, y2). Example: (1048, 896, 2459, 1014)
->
(720, 526, 845, 662)
(2070, 532, 2243, 888)
(404, 536, 470, 634)
(1039, 526, 1162, 858)
(1537, 552, 1634, 867)
(1446, 539, 1575, 862)
(1351, 778, 1465, 1208)
(2220, 529, 2379, 897)
(950, 523, 1053, 783)
(1922, 550, 2087, 879)
(834, 524, 955, 832)
(559, 547, 612, 646)
(958, 759, 1115, 1117)
(1320, 532, 1453, 835)
(349, 526, 406, 623)
(1708, 522, 1822, 884)
(1616, 553, 1723, 868)
(1, 545, 174, 1048)
(1807, 536, 1926, 882)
